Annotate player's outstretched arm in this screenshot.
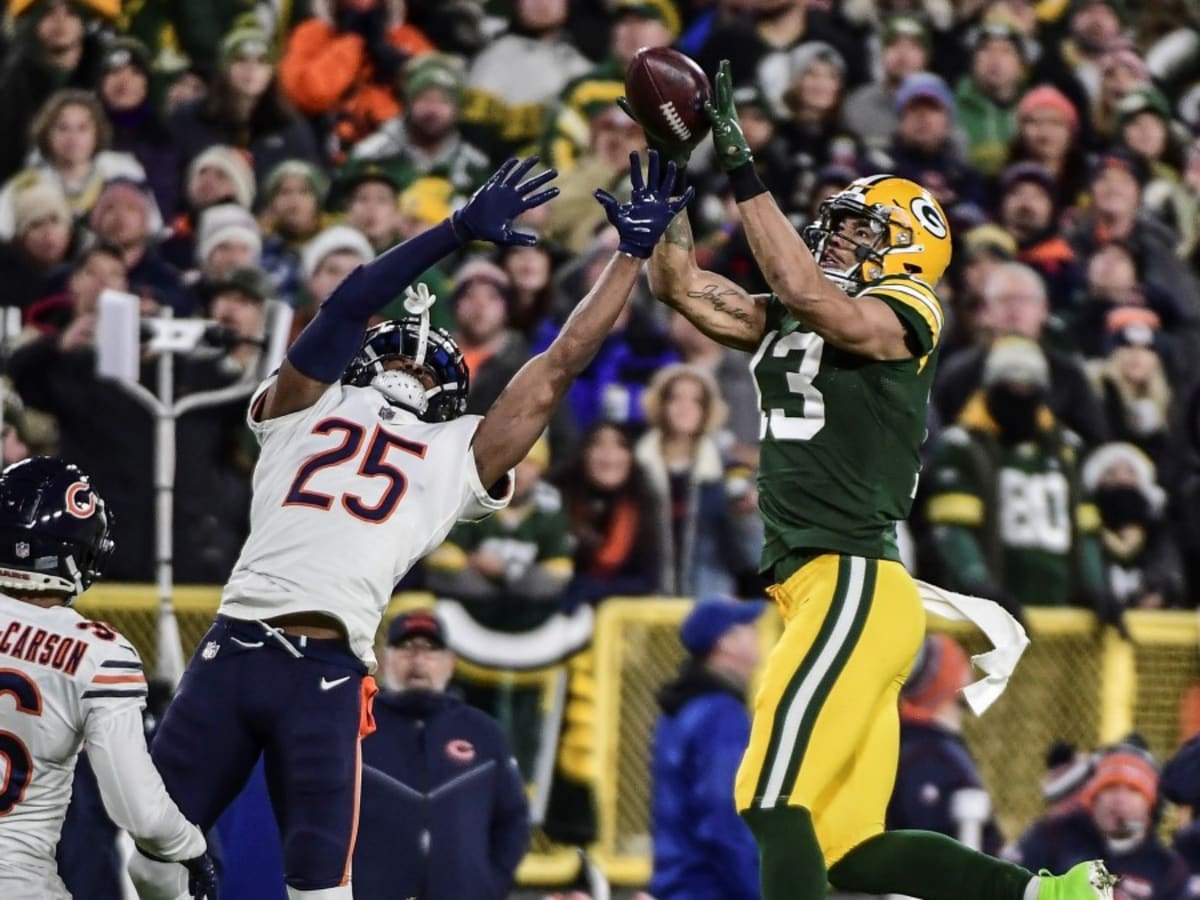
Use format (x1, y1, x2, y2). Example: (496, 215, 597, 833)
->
(263, 157, 559, 420)
(647, 208, 768, 352)
(705, 60, 912, 360)
(84, 703, 215, 895)
(613, 94, 768, 352)
(473, 150, 691, 488)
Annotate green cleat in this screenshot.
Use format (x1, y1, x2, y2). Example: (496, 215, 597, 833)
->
(1037, 861, 1119, 900)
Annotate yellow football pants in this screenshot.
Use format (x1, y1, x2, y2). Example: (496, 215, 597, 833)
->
(735, 553, 926, 866)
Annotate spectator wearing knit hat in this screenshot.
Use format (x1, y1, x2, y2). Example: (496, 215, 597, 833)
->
(1055, 0, 1130, 101)
(844, 14, 932, 154)
(22, 240, 127, 338)
(1081, 441, 1185, 610)
(773, 42, 864, 185)
(278, 0, 435, 165)
(188, 144, 258, 212)
(1007, 85, 1090, 212)
(997, 161, 1086, 314)
(1085, 307, 1178, 477)
(0, 0, 114, 183)
(1069, 150, 1200, 327)
(1073, 241, 1188, 360)
(648, 597, 762, 900)
(1114, 87, 1197, 258)
(0, 181, 75, 309)
(888, 634, 1003, 855)
(462, 0, 592, 159)
(89, 177, 188, 314)
(170, 23, 321, 186)
(542, 0, 674, 171)
(954, 19, 1030, 176)
(188, 202, 262, 310)
(880, 73, 984, 219)
(337, 161, 403, 252)
(0, 89, 146, 240)
(1093, 45, 1151, 142)
(351, 54, 492, 197)
(290, 223, 375, 337)
(1116, 88, 1186, 177)
(97, 36, 183, 220)
(1041, 742, 1096, 817)
(161, 144, 258, 273)
(1009, 741, 1192, 900)
(451, 257, 531, 416)
(259, 160, 329, 305)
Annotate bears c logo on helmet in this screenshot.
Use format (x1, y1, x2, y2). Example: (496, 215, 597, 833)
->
(65, 482, 97, 519)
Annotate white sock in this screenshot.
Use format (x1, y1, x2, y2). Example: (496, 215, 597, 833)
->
(1024, 875, 1042, 900)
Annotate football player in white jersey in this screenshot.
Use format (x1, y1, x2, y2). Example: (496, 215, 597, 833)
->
(0, 457, 216, 900)
(141, 152, 692, 898)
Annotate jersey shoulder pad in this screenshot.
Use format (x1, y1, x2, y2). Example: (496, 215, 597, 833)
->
(860, 275, 944, 352)
(78, 626, 146, 703)
(73, 617, 142, 666)
(248, 378, 346, 437)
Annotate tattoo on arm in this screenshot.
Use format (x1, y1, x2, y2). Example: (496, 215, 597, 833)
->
(686, 283, 754, 324)
(664, 213, 694, 252)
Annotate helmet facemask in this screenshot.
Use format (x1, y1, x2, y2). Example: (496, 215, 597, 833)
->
(803, 196, 918, 291)
(343, 284, 470, 423)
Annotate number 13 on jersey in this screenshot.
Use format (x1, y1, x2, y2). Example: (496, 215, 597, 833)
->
(751, 329, 827, 442)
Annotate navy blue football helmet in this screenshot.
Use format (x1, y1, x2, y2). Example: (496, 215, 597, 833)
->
(0, 457, 114, 603)
(342, 318, 470, 422)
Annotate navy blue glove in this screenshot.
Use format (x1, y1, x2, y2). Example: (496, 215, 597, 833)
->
(184, 852, 218, 900)
(451, 157, 559, 246)
(594, 150, 694, 259)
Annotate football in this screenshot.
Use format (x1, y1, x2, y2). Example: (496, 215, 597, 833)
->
(624, 47, 712, 152)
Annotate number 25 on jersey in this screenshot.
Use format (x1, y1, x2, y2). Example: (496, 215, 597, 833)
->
(284, 418, 428, 524)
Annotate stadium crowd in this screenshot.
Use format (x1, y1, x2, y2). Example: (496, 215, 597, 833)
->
(3, 0, 1200, 896)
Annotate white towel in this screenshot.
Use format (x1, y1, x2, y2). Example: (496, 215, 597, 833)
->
(915, 580, 1030, 716)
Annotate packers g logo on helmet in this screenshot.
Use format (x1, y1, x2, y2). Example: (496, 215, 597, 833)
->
(802, 175, 952, 291)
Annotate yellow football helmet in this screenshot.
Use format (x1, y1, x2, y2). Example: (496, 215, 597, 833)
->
(802, 175, 952, 291)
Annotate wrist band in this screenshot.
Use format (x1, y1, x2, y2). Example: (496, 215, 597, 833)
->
(728, 161, 767, 202)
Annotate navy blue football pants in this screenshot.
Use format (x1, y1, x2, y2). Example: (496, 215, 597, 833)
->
(151, 616, 376, 892)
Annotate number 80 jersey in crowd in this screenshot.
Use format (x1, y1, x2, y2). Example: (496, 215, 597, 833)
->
(221, 378, 513, 669)
(750, 274, 943, 575)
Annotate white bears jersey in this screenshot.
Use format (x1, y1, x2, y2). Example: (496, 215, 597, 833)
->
(221, 379, 513, 667)
(0, 594, 204, 897)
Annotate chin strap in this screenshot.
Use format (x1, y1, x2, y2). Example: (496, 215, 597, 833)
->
(403, 283, 435, 365)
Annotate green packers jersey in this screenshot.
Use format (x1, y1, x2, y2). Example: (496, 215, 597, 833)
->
(752, 274, 944, 575)
(926, 422, 1097, 606)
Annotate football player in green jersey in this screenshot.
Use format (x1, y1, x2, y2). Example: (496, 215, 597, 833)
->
(639, 58, 1117, 900)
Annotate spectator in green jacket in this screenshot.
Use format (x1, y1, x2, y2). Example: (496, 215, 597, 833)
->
(954, 19, 1029, 176)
